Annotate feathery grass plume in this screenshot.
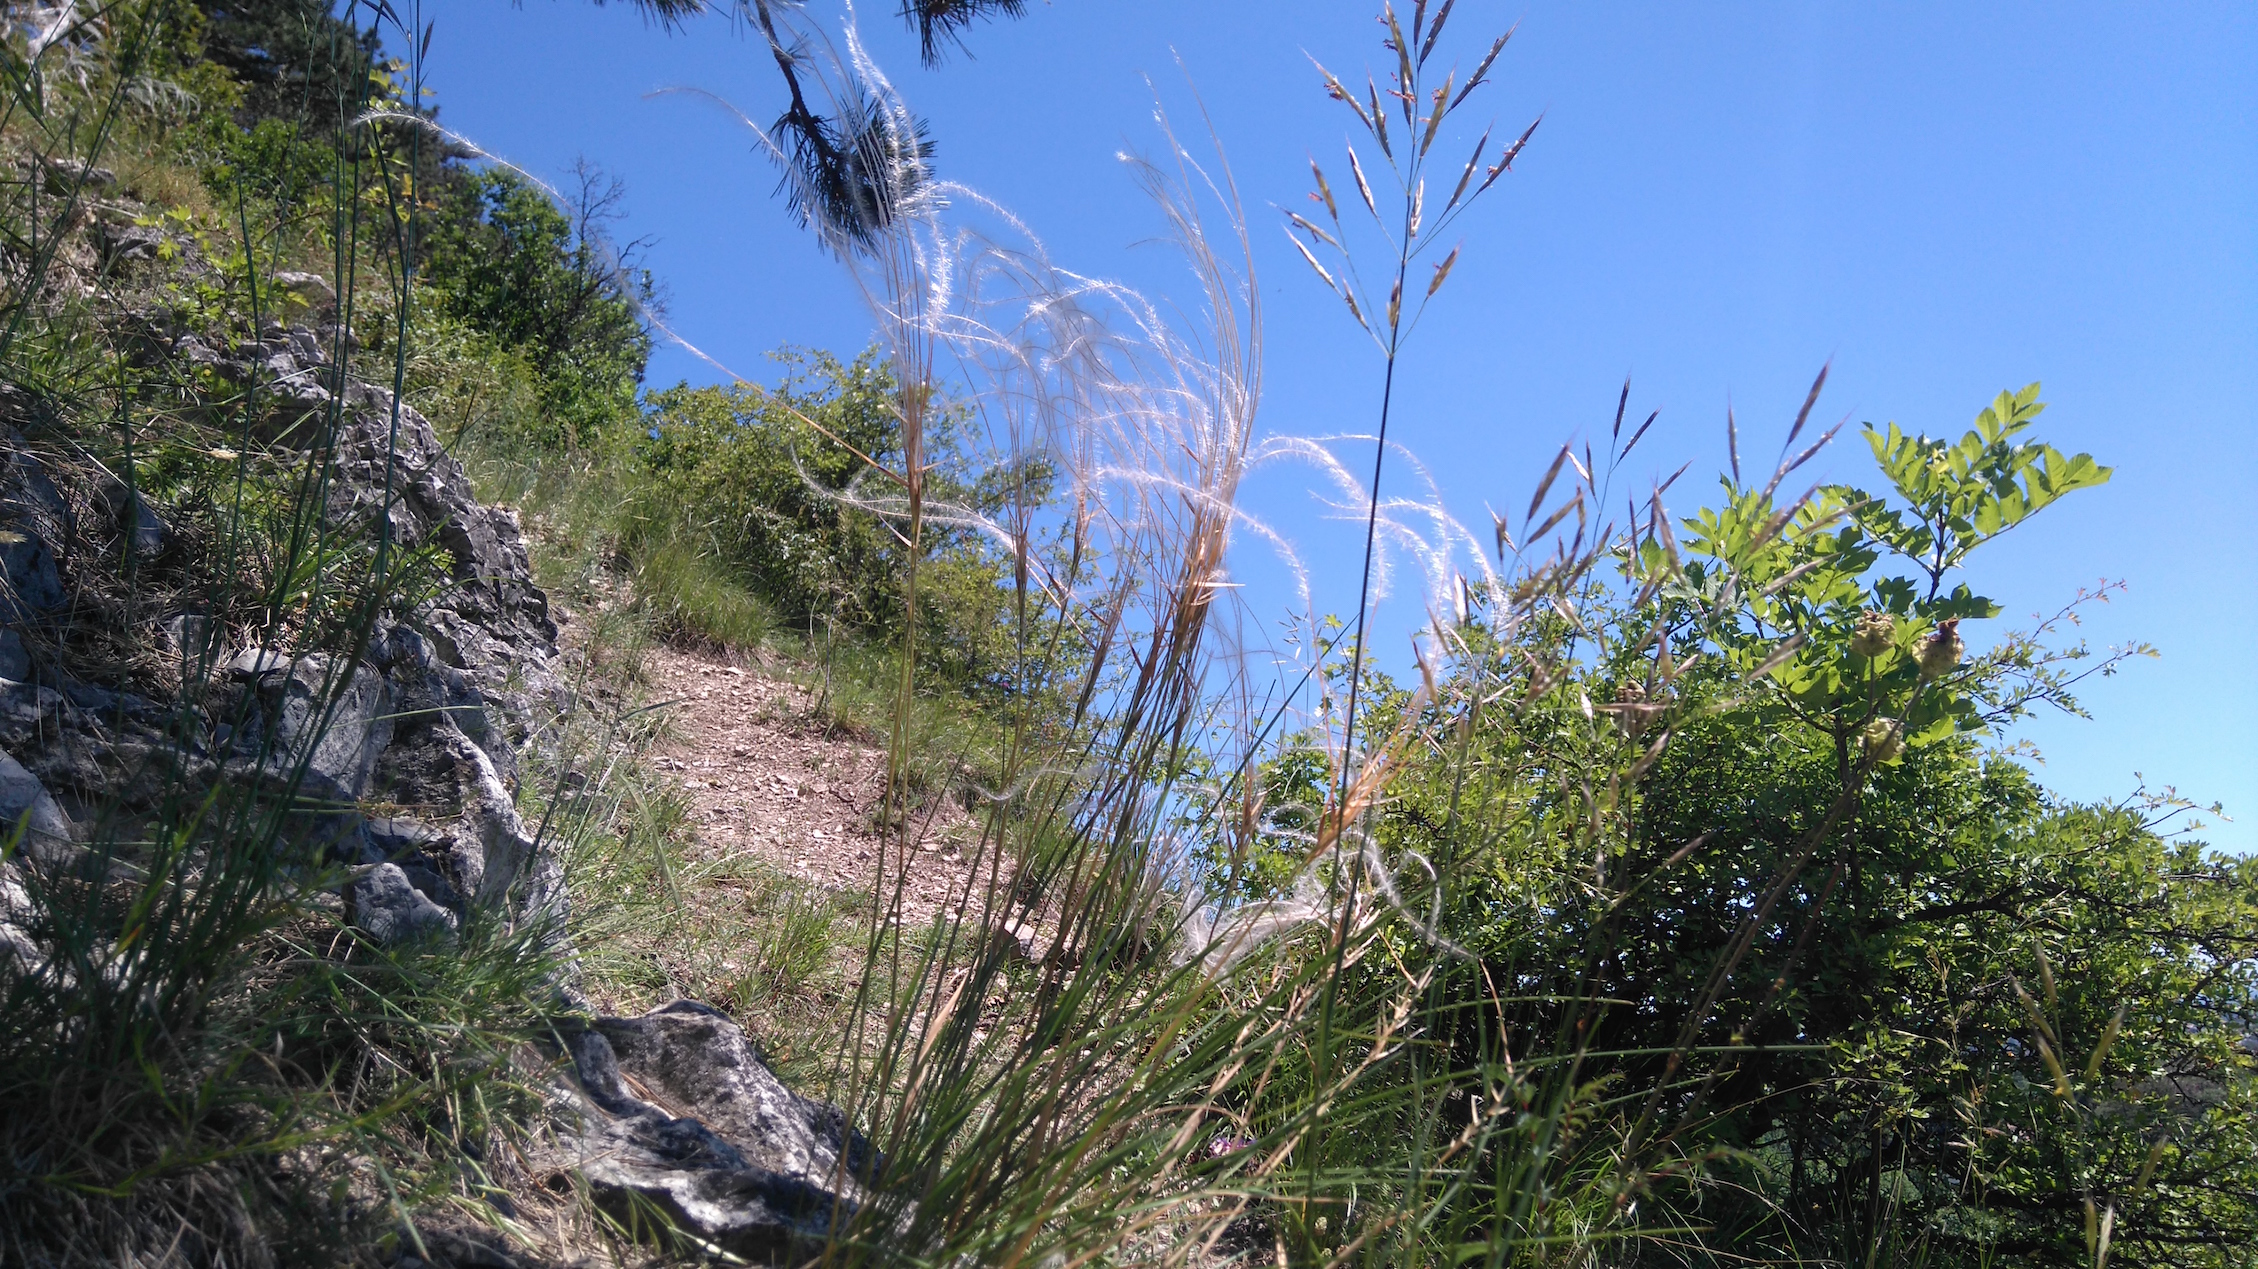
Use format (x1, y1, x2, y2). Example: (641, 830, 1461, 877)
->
(684, 8, 1678, 1264)
(625, 6, 2239, 1267)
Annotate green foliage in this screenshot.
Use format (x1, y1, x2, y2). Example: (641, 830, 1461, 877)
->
(197, 113, 334, 207)
(636, 350, 1030, 687)
(1619, 733, 2256, 1265)
(1853, 383, 2111, 590)
(1339, 384, 2253, 1265)
(419, 166, 654, 449)
(195, 0, 381, 127)
(1659, 383, 2119, 763)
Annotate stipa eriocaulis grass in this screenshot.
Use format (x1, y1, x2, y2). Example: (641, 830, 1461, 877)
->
(654, 7, 1904, 1264)
(642, 9, 1561, 1265)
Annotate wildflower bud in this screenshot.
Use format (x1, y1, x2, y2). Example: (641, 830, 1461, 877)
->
(1850, 610, 1893, 659)
(1917, 618, 1964, 676)
(1861, 717, 1904, 763)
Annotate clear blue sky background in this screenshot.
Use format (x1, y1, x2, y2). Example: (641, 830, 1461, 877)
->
(417, 1, 2255, 849)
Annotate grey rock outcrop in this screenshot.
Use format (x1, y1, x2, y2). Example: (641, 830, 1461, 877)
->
(0, 322, 875, 1257)
(348, 862, 460, 944)
(0, 746, 75, 864)
(553, 1002, 874, 1260)
(0, 329, 565, 945)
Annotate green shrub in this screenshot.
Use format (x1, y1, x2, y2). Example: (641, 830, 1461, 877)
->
(419, 166, 653, 450)
(1327, 386, 2258, 1265)
(630, 535, 776, 650)
(637, 349, 1030, 688)
(196, 0, 382, 129)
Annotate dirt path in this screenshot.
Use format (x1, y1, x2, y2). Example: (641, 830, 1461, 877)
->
(639, 642, 986, 930)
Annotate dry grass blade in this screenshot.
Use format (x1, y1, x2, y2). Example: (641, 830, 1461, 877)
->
(1386, 7, 1415, 116)
(1527, 442, 1574, 522)
(1425, 243, 1460, 297)
(1347, 144, 1381, 220)
(1452, 26, 1514, 108)
(1311, 159, 1343, 221)
(1288, 210, 1341, 249)
(1421, 76, 1451, 155)
(2084, 1003, 2127, 1080)
(1441, 123, 1491, 215)
(1621, 409, 1660, 462)
(1782, 360, 1829, 455)
(1476, 114, 1541, 194)
(1651, 489, 1683, 574)
(1760, 420, 1846, 501)
(1367, 76, 1392, 156)
(1288, 230, 1341, 292)
(1526, 489, 1584, 544)
(1310, 56, 1375, 134)
(1750, 633, 1807, 681)
(1419, 0, 1457, 65)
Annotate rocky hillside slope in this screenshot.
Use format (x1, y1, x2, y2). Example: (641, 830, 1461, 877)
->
(0, 275, 874, 1261)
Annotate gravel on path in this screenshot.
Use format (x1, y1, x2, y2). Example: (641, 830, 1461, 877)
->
(641, 643, 993, 931)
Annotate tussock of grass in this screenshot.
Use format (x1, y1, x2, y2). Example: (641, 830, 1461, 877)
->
(629, 537, 777, 651)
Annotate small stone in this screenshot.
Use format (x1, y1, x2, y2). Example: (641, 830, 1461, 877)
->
(1000, 917, 1040, 960)
(225, 647, 292, 680)
(347, 863, 459, 945)
(272, 271, 335, 307)
(41, 159, 115, 195)
(0, 748, 76, 866)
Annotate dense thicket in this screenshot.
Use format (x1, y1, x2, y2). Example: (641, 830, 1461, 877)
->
(1285, 388, 2258, 1266)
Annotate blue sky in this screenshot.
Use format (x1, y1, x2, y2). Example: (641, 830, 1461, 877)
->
(418, 1, 2256, 849)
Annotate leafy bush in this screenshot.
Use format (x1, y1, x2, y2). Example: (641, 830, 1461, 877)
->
(419, 166, 654, 450)
(636, 349, 1033, 687)
(1322, 385, 2258, 1265)
(196, 0, 382, 128)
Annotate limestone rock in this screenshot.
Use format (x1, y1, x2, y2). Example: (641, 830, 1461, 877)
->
(221, 651, 394, 805)
(0, 745, 75, 867)
(555, 1001, 874, 1261)
(40, 158, 116, 196)
(273, 271, 336, 308)
(348, 862, 459, 944)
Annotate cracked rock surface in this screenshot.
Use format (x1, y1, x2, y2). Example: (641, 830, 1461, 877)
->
(551, 1001, 874, 1260)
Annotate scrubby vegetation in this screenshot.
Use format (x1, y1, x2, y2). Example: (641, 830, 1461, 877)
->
(0, 0, 2248, 1266)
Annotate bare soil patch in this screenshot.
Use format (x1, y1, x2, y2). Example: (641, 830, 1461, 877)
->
(639, 641, 984, 930)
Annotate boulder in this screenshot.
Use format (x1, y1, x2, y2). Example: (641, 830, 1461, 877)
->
(222, 651, 394, 805)
(0, 746, 75, 867)
(0, 444, 70, 622)
(272, 271, 336, 309)
(348, 862, 459, 945)
(40, 159, 116, 196)
(556, 1001, 874, 1260)
(0, 628, 27, 681)
(95, 468, 167, 560)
